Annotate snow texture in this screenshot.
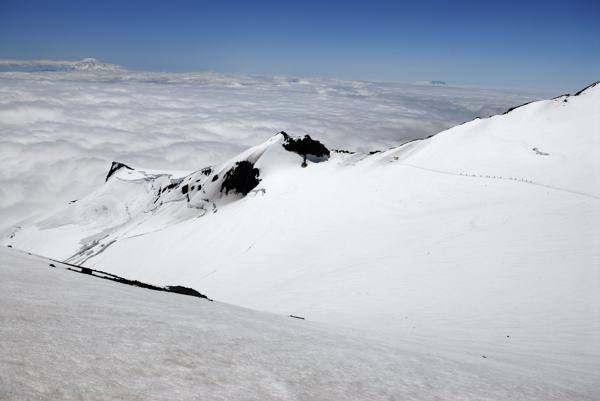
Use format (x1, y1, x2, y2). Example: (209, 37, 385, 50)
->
(1, 247, 597, 401)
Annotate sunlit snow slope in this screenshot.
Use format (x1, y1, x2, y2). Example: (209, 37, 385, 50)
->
(0, 59, 543, 226)
(4, 83, 600, 396)
(3, 247, 594, 401)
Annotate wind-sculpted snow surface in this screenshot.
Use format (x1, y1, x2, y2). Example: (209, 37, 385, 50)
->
(0, 59, 547, 226)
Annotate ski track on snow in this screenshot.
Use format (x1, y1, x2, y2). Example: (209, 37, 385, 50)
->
(397, 163, 600, 200)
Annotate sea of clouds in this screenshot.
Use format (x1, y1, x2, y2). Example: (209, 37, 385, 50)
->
(0, 60, 549, 226)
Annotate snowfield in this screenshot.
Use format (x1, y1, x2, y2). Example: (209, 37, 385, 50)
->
(0, 247, 597, 401)
(0, 59, 546, 226)
(2, 81, 599, 399)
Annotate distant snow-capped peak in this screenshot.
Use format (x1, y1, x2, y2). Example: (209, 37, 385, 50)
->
(72, 58, 123, 72)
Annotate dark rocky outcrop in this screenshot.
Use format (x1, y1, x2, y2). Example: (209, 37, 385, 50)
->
(221, 161, 260, 195)
(165, 286, 207, 298)
(332, 149, 355, 154)
(161, 182, 178, 193)
(532, 147, 550, 156)
(281, 131, 330, 163)
(574, 81, 599, 96)
(59, 260, 212, 300)
(105, 161, 133, 182)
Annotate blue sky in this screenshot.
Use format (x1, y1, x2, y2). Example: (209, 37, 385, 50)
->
(0, 0, 598, 91)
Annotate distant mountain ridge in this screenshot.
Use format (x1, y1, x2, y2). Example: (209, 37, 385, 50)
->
(0, 58, 123, 72)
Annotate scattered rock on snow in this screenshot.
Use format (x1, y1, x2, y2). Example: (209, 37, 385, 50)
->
(574, 81, 599, 96)
(532, 147, 550, 156)
(165, 285, 209, 299)
(63, 261, 212, 300)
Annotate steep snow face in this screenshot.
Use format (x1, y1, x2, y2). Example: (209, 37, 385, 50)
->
(4, 85, 600, 395)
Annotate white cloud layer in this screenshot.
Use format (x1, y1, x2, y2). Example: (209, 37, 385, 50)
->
(0, 62, 547, 226)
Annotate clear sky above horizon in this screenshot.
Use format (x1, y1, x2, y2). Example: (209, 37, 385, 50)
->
(0, 0, 598, 91)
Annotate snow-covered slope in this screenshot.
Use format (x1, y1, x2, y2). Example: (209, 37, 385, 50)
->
(0, 59, 545, 227)
(4, 83, 600, 396)
(3, 247, 595, 401)
(386, 83, 600, 197)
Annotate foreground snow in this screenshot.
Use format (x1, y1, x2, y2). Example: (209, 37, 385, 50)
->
(1, 247, 597, 401)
